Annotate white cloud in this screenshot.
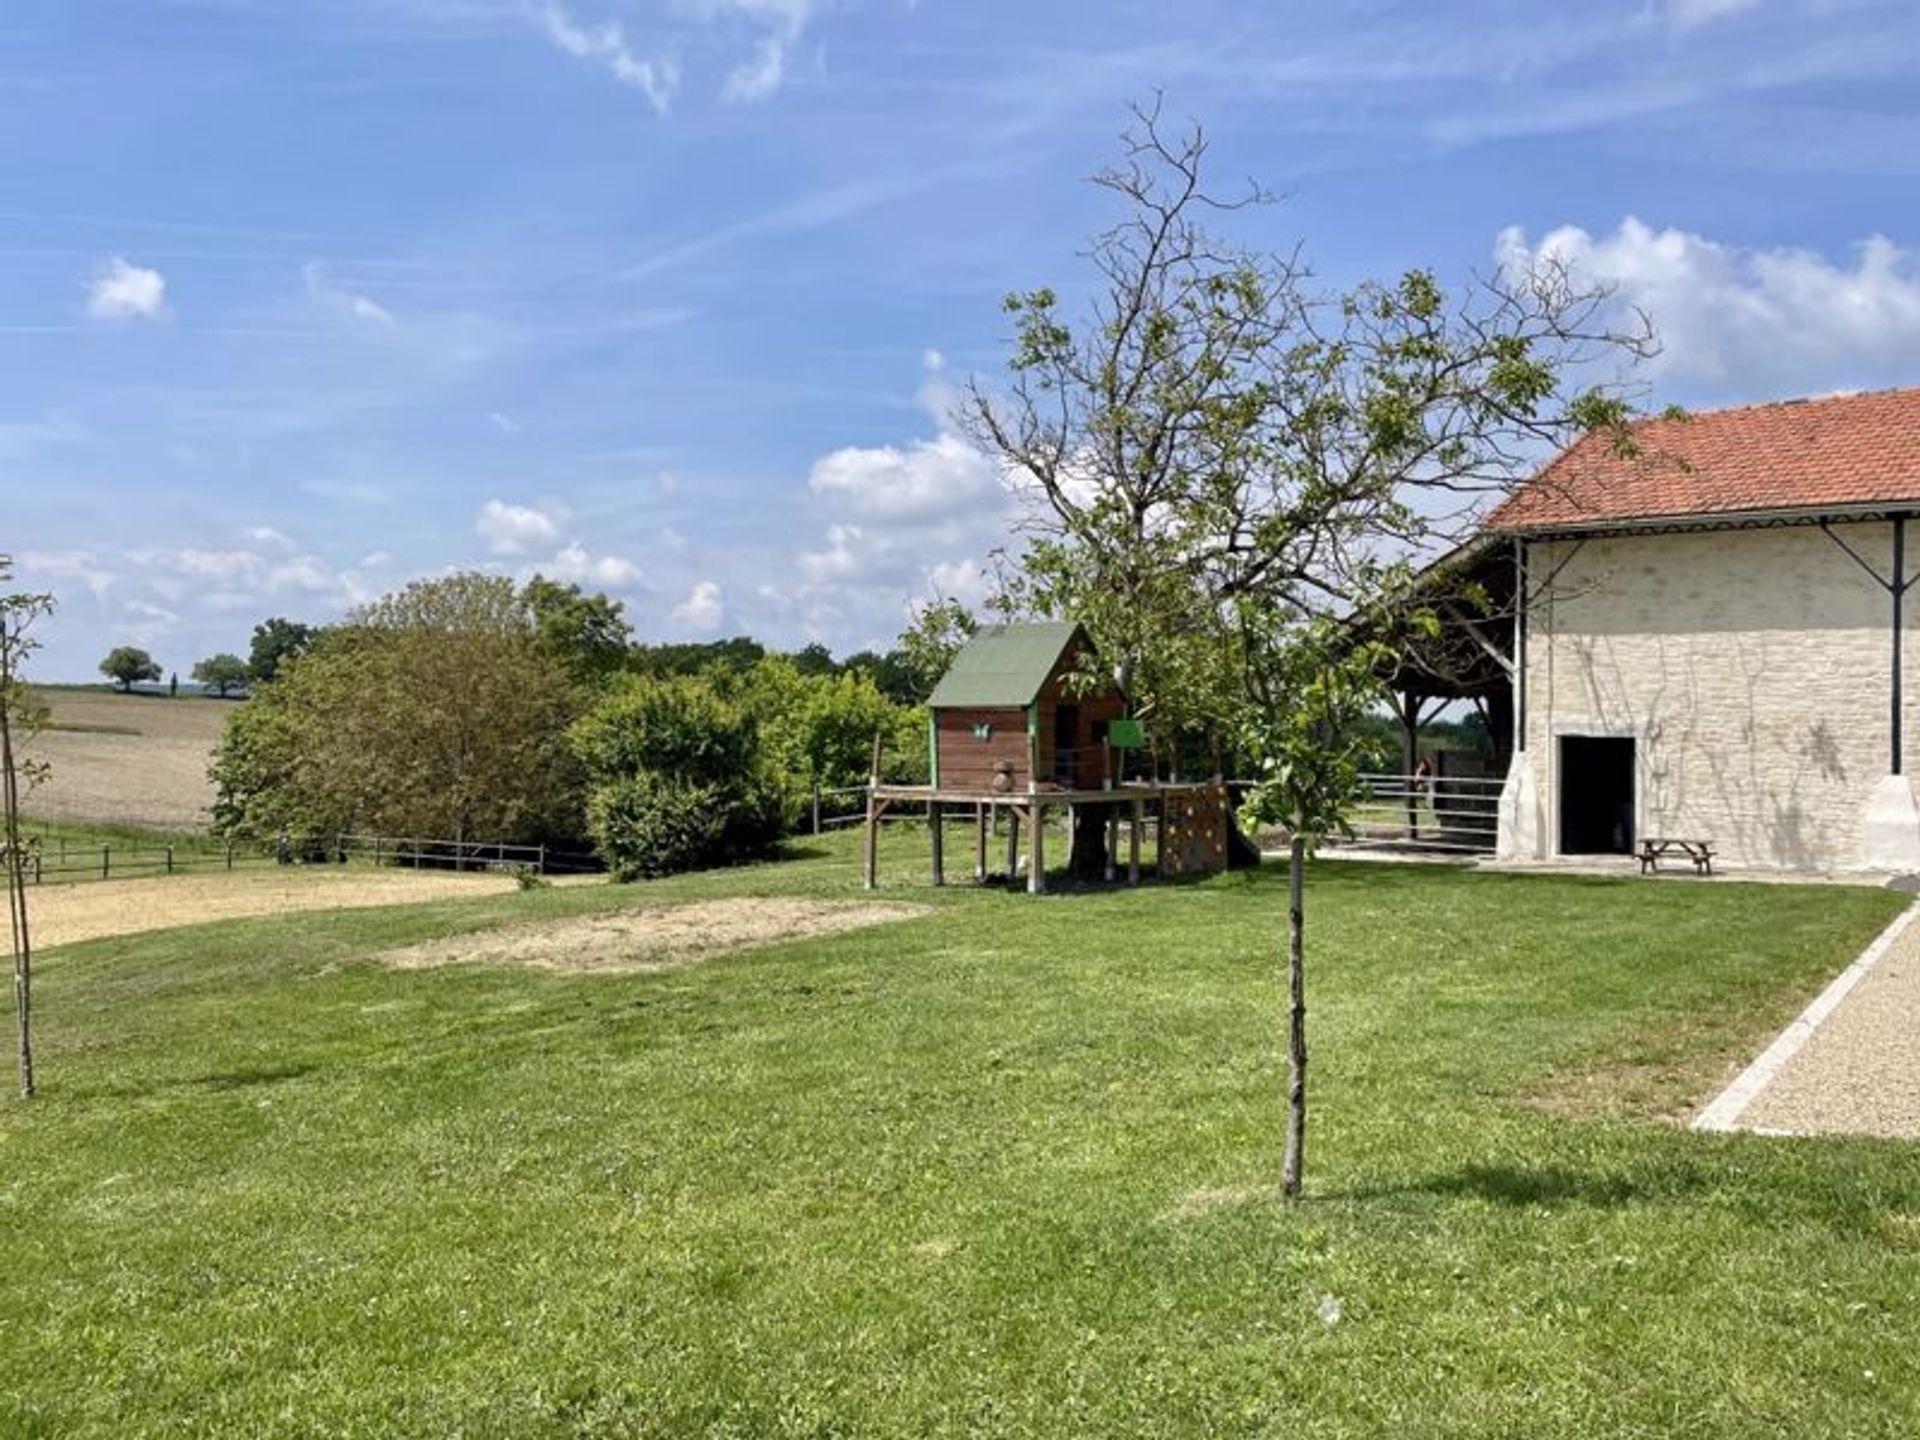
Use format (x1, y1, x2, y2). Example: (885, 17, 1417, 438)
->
(722, 34, 786, 102)
(544, 541, 642, 588)
(242, 525, 297, 551)
(303, 262, 396, 326)
(537, 1, 679, 111)
(1661, 0, 1760, 29)
(475, 499, 565, 555)
(1495, 216, 1920, 393)
(85, 257, 168, 322)
(489, 411, 521, 434)
(670, 578, 725, 631)
(808, 432, 1000, 521)
(19, 548, 114, 602)
(122, 599, 180, 646)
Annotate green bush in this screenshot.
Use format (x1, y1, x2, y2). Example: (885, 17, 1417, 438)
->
(586, 774, 729, 880)
(572, 674, 783, 879)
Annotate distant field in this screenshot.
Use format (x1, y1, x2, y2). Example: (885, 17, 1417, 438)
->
(18, 687, 231, 831)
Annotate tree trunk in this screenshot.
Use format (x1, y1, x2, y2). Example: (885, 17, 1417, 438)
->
(1067, 802, 1110, 880)
(0, 676, 33, 1100)
(1283, 833, 1306, 1199)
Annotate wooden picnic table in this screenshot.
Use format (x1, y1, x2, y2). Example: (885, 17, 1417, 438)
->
(1639, 837, 1715, 876)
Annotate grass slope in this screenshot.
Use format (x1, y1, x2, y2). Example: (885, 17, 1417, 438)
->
(1, 835, 1915, 1438)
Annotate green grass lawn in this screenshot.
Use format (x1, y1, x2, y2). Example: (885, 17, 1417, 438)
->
(2, 833, 1917, 1437)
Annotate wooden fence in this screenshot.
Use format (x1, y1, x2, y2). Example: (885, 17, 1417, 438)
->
(8, 832, 601, 887)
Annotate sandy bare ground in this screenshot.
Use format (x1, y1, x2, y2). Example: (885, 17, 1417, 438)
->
(1736, 909, 1920, 1139)
(31, 868, 519, 952)
(21, 689, 231, 830)
(382, 897, 932, 975)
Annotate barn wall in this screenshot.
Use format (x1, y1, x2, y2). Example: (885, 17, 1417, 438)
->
(1524, 521, 1901, 870)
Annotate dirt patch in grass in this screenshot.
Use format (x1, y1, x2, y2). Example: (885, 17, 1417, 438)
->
(1161, 1184, 1279, 1222)
(34, 869, 518, 952)
(381, 897, 932, 975)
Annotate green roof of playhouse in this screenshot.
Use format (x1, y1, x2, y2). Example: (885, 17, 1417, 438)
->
(926, 621, 1088, 709)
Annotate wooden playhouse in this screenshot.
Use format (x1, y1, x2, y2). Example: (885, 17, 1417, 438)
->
(863, 621, 1233, 892)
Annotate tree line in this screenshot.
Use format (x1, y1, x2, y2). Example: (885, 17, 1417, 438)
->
(207, 574, 973, 878)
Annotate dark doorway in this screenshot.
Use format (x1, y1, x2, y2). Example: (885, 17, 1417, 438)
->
(1559, 736, 1635, 855)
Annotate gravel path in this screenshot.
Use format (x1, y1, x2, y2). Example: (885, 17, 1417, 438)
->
(1734, 905, 1920, 1139)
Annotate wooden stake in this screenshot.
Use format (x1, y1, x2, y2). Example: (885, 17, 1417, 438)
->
(974, 803, 988, 883)
(862, 793, 880, 890)
(1005, 808, 1021, 879)
(929, 800, 944, 887)
(1029, 802, 1046, 894)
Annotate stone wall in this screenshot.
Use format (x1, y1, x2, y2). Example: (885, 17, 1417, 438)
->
(1521, 521, 1908, 870)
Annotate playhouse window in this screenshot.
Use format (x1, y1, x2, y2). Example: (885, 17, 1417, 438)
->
(971, 721, 992, 740)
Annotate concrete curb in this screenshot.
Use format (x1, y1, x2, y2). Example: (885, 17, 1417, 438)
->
(1692, 899, 1920, 1134)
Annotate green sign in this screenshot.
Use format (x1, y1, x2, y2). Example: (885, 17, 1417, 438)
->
(1108, 718, 1146, 750)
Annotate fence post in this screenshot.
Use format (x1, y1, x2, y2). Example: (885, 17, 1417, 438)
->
(101, 845, 109, 881)
(812, 785, 822, 837)
(165, 845, 174, 876)
(536, 844, 547, 876)
(226, 842, 234, 871)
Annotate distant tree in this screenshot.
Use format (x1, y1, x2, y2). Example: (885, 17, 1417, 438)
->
(523, 576, 633, 687)
(99, 646, 162, 692)
(634, 636, 766, 679)
(210, 574, 585, 847)
(790, 641, 838, 677)
(247, 618, 318, 684)
(191, 653, 249, 697)
(1, 560, 54, 1098)
(895, 599, 977, 701)
(843, 648, 927, 707)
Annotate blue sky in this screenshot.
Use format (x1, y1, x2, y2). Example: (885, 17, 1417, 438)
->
(7, 0, 1920, 679)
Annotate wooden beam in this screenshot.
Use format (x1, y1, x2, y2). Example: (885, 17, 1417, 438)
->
(929, 800, 945, 887)
(1005, 807, 1021, 880)
(974, 802, 988, 884)
(1105, 803, 1118, 883)
(1029, 800, 1046, 894)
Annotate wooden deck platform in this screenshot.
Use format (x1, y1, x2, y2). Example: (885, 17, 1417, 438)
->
(861, 781, 1230, 894)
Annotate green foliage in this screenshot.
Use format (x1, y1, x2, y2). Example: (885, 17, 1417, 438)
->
(246, 618, 318, 684)
(189, 653, 249, 697)
(210, 574, 585, 847)
(98, 646, 162, 692)
(892, 598, 978, 703)
(632, 635, 766, 680)
(730, 657, 928, 822)
(585, 773, 731, 881)
(522, 576, 632, 687)
(571, 673, 782, 878)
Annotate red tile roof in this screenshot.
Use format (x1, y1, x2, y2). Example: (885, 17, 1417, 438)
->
(1485, 386, 1920, 533)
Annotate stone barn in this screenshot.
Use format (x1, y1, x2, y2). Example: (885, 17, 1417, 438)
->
(1484, 386, 1920, 873)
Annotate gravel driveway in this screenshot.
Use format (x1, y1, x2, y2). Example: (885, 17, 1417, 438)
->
(1722, 905, 1920, 1139)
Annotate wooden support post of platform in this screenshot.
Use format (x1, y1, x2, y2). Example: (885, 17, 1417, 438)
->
(974, 803, 988, 883)
(1005, 807, 1021, 879)
(929, 800, 945, 887)
(1104, 803, 1118, 883)
(1029, 799, 1046, 894)
(1129, 796, 1142, 884)
(862, 792, 882, 890)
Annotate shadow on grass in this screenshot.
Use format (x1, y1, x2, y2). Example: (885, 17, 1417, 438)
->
(191, 1062, 317, 1092)
(1344, 1159, 1713, 1209)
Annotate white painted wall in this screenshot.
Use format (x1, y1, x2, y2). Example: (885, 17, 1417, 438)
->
(1522, 521, 1914, 871)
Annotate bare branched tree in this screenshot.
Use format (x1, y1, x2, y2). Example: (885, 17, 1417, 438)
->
(965, 99, 1657, 1199)
(0, 561, 54, 1099)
